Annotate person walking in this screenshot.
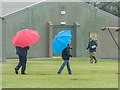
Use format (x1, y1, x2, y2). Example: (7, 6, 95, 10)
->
(15, 46, 29, 75)
(57, 40, 72, 75)
(86, 37, 98, 63)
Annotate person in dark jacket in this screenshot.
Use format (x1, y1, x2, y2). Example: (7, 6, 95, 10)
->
(57, 40, 72, 75)
(86, 37, 98, 63)
(15, 46, 29, 75)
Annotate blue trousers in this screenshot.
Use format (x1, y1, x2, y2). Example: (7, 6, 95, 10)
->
(57, 60, 72, 74)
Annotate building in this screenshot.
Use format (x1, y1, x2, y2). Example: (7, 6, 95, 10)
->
(1, 1, 119, 61)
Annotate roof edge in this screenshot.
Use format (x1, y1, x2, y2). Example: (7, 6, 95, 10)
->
(1, 0, 46, 18)
(1, 1, 120, 21)
(80, 2, 120, 20)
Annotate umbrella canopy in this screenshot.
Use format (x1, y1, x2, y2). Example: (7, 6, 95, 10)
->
(52, 30, 72, 54)
(11, 29, 40, 48)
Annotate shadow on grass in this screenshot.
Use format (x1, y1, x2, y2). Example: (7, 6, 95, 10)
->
(28, 73, 57, 75)
(71, 78, 91, 81)
(39, 74, 49, 75)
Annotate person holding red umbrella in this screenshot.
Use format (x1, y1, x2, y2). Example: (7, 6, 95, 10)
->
(11, 29, 40, 75)
(15, 46, 29, 75)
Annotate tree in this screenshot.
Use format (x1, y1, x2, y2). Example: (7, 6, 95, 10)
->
(86, 2, 120, 18)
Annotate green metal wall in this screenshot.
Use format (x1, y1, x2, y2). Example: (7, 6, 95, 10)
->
(0, 19, 2, 61)
(2, 2, 119, 60)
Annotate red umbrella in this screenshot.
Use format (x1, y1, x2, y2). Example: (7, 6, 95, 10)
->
(11, 29, 40, 48)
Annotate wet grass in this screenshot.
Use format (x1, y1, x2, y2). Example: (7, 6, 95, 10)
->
(2, 58, 118, 88)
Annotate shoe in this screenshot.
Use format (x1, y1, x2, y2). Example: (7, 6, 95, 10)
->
(15, 68, 18, 74)
(21, 73, 28, 75)
(90, 62, 93, 63)
(90, 60, 93, 63)
(95, 60, 97, 63)
(57, 73, 62, 75)
(69, 73, 72, 75)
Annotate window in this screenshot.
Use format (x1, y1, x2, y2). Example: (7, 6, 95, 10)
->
(89, 31, 98, 41)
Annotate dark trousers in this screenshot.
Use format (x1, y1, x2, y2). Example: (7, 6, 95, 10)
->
(15, 55, 27, 74)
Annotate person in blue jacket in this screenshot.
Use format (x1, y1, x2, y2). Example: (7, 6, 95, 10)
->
(86, 37, 98, 63)
(15, 46, 29, 75)
(57, 40, 72, 75)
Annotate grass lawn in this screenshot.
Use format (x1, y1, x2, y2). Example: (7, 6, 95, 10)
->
(2, 58, 118, 88)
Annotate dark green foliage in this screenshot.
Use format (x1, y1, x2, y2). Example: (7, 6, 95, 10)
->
(86, 2, 120, 18)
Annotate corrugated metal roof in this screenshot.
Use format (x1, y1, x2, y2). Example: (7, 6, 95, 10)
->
(2, 2, 36, 16)
(1, 2, 36, 16)
(1, 0, 46, 17)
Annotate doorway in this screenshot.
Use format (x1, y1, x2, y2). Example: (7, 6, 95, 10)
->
(53, 25, 76, 57)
